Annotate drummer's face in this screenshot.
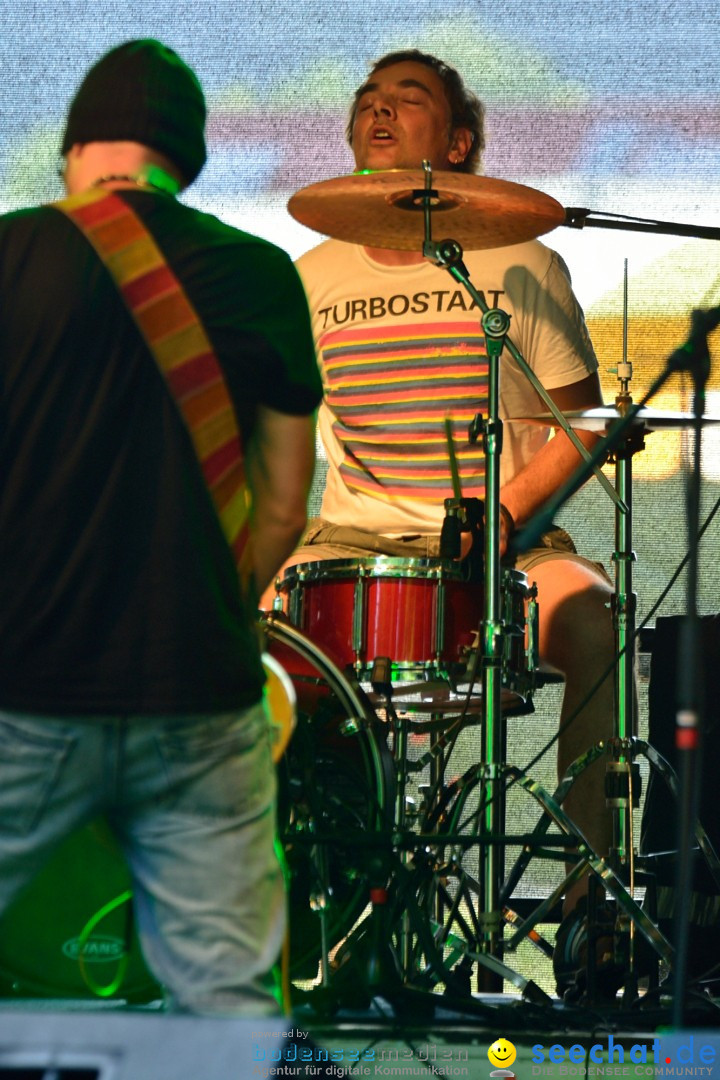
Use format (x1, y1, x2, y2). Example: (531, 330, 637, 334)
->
(351, 60, 469, 173)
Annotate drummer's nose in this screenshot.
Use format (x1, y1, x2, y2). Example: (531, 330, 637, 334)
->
(372, 94, 396, 119)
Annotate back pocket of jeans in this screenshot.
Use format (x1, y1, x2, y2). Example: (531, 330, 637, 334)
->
(0, 715, 76, 836)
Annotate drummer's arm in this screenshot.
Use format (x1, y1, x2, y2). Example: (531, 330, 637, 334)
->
(247, 404, 316, 597)
(498, 371, 604, 550)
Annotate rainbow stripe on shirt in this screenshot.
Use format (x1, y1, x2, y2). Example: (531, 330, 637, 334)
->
(319, 320, 488, 502)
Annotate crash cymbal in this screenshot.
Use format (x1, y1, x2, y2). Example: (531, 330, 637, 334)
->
(507, 405, 720, 432)
(288, 169, 566, 251)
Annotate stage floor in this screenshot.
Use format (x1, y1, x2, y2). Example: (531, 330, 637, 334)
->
(1, 988, 719, 1080)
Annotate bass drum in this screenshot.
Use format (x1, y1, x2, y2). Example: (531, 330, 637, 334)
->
(0, 818, 160, 1001)
(262, 613, 393, 980)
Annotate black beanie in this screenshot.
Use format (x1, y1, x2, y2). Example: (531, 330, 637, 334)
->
(61, 39, 207, 185)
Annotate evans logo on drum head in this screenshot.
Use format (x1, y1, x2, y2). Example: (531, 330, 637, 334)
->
(62, 935, 127, 962)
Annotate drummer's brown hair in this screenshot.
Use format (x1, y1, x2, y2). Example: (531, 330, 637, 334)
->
(347, 50, 486, 174)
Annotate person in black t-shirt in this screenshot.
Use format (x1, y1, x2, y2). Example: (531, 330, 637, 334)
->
(0, 39, 321, 1015)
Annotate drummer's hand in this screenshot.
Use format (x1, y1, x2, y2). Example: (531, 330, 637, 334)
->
(462, 505, 514, 559)
(457, 522, 510, 560)
(462, 524, 509, 558)
(459, 531, 474, 560)
(499, 503, 515, 558)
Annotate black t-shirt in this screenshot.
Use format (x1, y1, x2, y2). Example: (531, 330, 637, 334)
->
(0, 190, 321, 713)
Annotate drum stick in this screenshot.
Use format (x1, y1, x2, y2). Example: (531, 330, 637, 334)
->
(444, 416, 463, 500)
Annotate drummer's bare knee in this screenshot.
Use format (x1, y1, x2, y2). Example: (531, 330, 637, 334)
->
(531, 560, 613, 674)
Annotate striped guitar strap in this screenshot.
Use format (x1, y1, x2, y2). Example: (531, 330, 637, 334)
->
(54, 187, 254, 591)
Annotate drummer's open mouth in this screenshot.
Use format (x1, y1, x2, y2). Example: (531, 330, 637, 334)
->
(371, 126, 395, 142)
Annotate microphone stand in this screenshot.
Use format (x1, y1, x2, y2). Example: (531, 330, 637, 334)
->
(669, 309, 714, 1028)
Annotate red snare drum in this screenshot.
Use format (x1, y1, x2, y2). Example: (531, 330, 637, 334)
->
(278, 557, 537, 712)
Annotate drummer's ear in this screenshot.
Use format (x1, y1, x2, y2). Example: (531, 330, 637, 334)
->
(448, 127, 474, 170)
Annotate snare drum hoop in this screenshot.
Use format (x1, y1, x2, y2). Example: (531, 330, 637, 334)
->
(280, 555, 471, 587)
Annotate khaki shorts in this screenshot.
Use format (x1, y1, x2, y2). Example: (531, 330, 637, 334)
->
(289, 517, 610, 583)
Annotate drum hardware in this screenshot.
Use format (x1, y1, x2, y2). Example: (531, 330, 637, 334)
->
(340, 766, 616, 1004)
(411, 728, 676, 978)
(439, 420, 485, 577)
(508, 296, 720, 1008)
(505, 328, 655, 998)
(509, 404, 720, 431)
(278, 557, 537, 717)
(284, 167, 720, 1005)
(272, 612, 546, 998)
(502, 904, 554, 960)
(370, 666, 419, 978)
(286, 162, 623, 994)
(563, 206, 720, 242)
(258, 616, 679, 1007)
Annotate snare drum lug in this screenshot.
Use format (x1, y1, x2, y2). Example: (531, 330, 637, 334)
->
(526, 595, 539, 672)
(352, 571, 366, 663)
(435, 577, 446, 660)
(288, 579, 303, 627)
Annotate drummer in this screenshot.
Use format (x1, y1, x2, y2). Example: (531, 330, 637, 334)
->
(261, 49, 617, 991)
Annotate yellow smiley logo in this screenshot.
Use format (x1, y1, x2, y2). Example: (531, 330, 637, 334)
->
(488, 1038, 517, 1069)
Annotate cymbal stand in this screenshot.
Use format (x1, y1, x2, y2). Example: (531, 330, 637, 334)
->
(415, 159, 624, 982)
(416, 160, 509, 975)
(605, 360, 645, 993)
(500, 287, 669, 995)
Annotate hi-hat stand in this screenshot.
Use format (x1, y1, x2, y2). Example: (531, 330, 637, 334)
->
(513, 301, 720, 1011)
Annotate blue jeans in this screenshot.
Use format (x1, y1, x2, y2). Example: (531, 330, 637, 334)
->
(0, 703, 285, 1016)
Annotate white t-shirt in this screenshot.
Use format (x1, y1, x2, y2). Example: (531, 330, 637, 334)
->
(296, 237, 597, 535)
